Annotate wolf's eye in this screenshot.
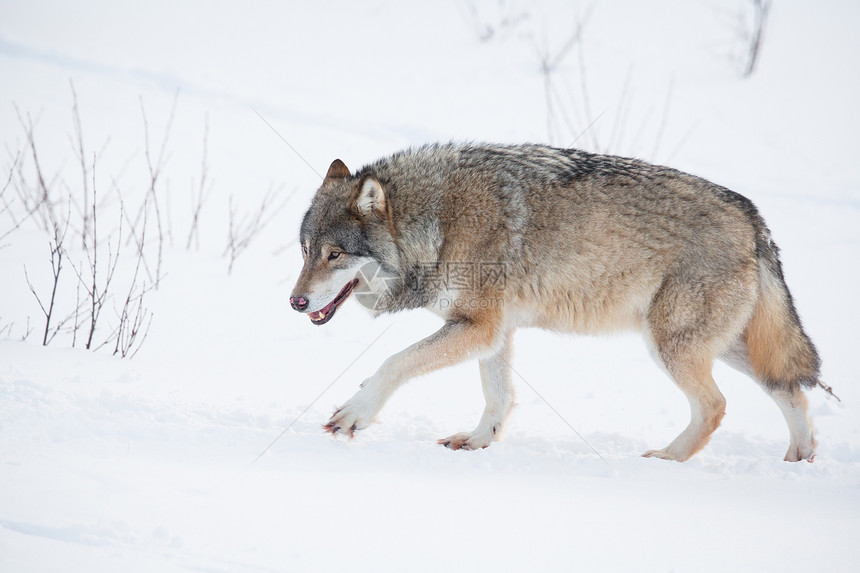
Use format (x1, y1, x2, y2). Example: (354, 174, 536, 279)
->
(328, 250, 341, 261)
(301, 245, 308, 258)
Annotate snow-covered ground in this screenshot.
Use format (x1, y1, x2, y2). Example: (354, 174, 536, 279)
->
(1, 1, 858, 571)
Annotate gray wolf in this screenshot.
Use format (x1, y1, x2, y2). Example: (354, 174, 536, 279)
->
(290, 143, 827, 462)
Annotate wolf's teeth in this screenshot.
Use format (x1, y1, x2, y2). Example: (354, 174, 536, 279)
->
(318, 312, 325, 320)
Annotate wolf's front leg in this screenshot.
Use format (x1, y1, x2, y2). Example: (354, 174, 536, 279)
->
(324, 316, 502, 439)
(439, 330, 515, 450)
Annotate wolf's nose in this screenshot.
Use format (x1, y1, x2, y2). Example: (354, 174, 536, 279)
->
(290, 296, 308, 312)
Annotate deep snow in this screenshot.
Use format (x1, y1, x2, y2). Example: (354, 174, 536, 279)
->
(1, 1, 859, 571)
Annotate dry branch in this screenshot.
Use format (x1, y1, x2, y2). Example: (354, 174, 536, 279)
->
(186, 113, 213, 251)
(743, 0, 771, 78)
(224, 185, 288, 274)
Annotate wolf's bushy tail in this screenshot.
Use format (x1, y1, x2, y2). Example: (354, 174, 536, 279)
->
(745, 229, 821, 390)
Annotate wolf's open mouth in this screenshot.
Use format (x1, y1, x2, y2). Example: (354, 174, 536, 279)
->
(308, 279, 359, 325)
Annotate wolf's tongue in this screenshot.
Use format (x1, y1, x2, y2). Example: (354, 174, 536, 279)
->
(307, 279, 358, 325)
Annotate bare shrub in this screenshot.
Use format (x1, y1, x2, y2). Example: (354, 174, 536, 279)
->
(14, 109, 81, 346)
(6, 89, 292, 355)
(532, 5, 597, 148)
(5, 93, 156, 357)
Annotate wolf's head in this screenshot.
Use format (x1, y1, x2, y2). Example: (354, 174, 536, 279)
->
(290, 159, 398, 325)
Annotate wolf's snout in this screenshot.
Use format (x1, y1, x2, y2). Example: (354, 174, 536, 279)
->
(290, 296, 309, 312)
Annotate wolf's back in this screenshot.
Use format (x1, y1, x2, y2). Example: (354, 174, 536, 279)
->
(361, 143, 822, 392)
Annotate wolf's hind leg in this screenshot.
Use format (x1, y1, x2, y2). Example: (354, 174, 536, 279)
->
(642, 358, 726, 462)
(642, 277, 738, 461)
(771, 386, 816, 461)
(720, 339, 816, 462)
(439, 330, 515, 450)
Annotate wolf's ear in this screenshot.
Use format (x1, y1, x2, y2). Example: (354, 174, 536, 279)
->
(352, 175, 387, 219)
(324, 159, 351, 182)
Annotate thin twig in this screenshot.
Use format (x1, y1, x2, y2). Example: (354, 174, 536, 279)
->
(186, 113, 212, 251)
(139, 90, 178, 288)
(69, 80, 90, 249)
(224, 184, 290, 274)
(817, 380, 841, 403)
(15, 106, 58, 233)
(112, 195, 154, 358)
(0, 149, 26, 246)
(743, 0, 771, 78)
(25, 224, 71, 346)
(115, 178, 154, 283)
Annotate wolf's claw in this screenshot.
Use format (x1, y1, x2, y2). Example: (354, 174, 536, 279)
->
(324, 391, 381, 439)
(438, 431, 493, 451)
(322, 420, 356, 438)
(643, 449, 678, 461)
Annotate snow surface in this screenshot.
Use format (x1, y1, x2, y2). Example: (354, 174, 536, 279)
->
(1, 1, 859, 571)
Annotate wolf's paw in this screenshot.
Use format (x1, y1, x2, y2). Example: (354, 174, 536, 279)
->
(323, 392, 381, 439)
(438, 431, 494, 451)
(784, 437, 816, 463)
(642, 448, 687, 462)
